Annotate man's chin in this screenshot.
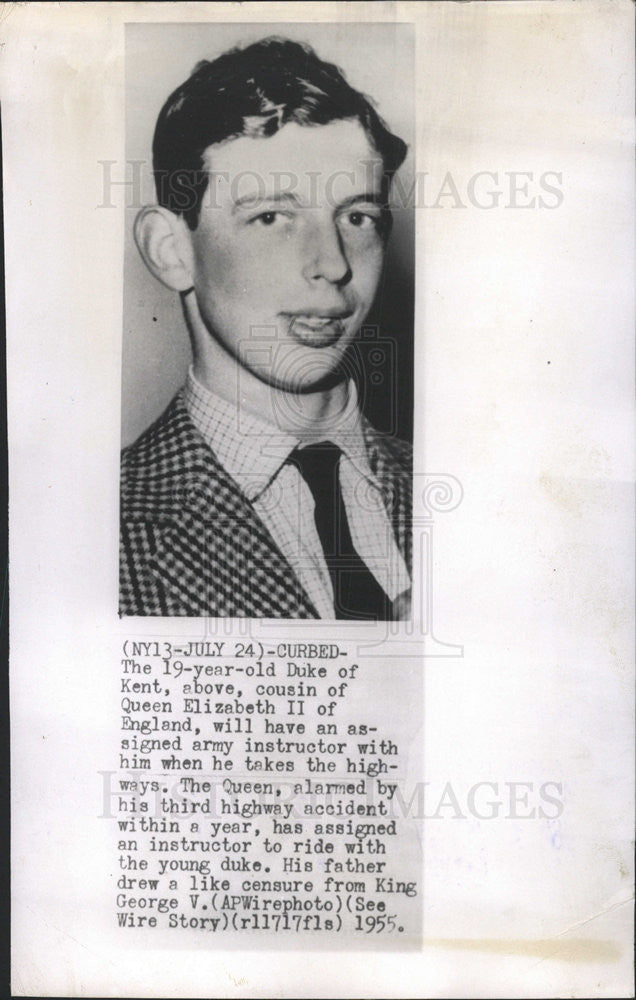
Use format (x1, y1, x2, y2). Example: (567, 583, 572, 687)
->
(252, 357, 346, 395)
(270, 369, 346, 395)
(245, 333, 349, 392)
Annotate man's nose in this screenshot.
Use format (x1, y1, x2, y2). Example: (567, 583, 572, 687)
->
(301, 221, 351, 286)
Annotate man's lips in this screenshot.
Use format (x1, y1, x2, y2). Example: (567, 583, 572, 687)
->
(282, 308, 354, 322)
(281, 309, 354, 347)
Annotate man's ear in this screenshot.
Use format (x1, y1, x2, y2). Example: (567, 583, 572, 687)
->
(133, 206, 195, 292)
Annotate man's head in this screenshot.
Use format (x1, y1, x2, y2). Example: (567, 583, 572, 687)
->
(135, 37, 407, 398)
(152, 36, 407, 229)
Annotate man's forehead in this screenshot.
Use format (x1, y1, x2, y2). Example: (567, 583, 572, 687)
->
(202, 119, 384, 203)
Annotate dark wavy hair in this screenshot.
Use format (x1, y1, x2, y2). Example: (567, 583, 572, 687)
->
(152, 36, 408, 229)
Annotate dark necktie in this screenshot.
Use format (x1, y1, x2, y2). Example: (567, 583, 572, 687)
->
(288, 441, 391, 621)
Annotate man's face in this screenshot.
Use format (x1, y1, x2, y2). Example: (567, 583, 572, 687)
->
(187, 119, 386, 394)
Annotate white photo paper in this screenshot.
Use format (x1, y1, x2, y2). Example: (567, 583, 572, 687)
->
(4, 2, 634, 997)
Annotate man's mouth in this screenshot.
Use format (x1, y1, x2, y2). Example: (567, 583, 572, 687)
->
(283, 310, 354, 348)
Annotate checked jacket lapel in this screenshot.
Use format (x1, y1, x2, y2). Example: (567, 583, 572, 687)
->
(361, 417, 413, 578)
(120, 396, 318, 617)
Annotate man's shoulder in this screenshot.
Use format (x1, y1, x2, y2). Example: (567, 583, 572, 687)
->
(120, 393, 219, 517)
(123, 393, 187, 464)
(361, 418, 413, 479)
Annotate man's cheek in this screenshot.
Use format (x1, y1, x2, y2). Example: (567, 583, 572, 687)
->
(193, 232, 239, 289)
(354, 244, 384, 282)
(355, 264, 384, 308)
(216, 245, 273, 298)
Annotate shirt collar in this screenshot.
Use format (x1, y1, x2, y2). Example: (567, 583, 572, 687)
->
(303, 381, 376, 483)
(183, 366, 378, 501)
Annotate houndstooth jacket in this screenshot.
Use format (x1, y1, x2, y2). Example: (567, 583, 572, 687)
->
(119, 392, 412, 618)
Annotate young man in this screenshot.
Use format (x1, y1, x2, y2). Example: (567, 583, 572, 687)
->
(120, 37, 412, 620)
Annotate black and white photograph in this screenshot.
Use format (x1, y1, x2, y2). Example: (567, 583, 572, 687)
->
(4, 3, 634, 998)
(120, 24, 414, 620)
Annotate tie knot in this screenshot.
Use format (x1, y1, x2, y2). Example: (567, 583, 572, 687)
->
(288, 441, 342, 494)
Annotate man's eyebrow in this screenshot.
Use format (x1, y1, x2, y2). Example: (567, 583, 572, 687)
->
(231, 191, 387, 213)
(231, 192, 303, 213)
(335, 192, 386, 210)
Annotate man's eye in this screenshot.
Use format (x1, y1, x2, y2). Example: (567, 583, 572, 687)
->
(340, 211, 378, 230)
(252, 211, 285, 226)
